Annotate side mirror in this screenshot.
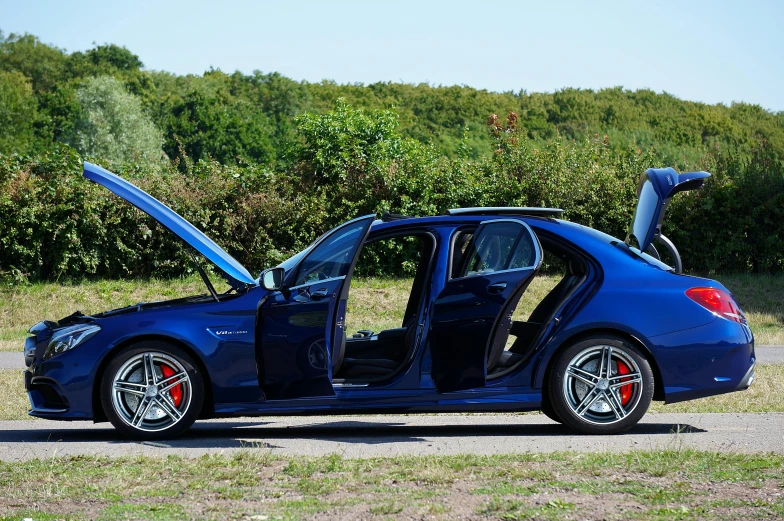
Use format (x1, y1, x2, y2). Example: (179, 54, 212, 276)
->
(260, 267, 285, 291)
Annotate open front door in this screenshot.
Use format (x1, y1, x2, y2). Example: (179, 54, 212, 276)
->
(430, 219, 542, 392)
(258, 215, 374, 400)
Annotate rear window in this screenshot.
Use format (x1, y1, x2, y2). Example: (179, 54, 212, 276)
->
(613, 241, 674, 272)
(563, 221, 673, 272)
(629, 179, 659, 248)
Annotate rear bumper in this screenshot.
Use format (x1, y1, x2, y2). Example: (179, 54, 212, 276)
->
(735, 361, 756, 391)
(650, 318, 755, 404)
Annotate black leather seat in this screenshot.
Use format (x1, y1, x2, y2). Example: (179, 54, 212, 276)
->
(486, 259, 586, 372)
(337, 320, 418, 379)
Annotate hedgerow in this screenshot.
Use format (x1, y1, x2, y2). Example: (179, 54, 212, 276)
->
(0, 103, 782, 282)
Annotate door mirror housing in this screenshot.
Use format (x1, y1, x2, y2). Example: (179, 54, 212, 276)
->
(260, 267, 285, 291)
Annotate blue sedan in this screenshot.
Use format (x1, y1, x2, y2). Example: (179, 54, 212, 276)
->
(23, 163, 755, 439)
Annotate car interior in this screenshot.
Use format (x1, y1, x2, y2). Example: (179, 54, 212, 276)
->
(332, 232, 436, 383)
(332, 226, 588, 384)
(485, 232, 588, 379)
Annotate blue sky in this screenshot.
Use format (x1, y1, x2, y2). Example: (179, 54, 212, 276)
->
(2, 0, 782, 111)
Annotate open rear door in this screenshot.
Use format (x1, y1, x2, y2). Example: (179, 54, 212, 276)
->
(257, 215, 374, 400)
(430, 219, 542, 392)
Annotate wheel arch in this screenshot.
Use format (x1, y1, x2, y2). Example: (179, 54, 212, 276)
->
(92, 334, 215, 422)
(535, 327, 665, 402)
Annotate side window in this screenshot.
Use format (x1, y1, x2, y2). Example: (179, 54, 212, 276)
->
(295, 220, 368, 286)
(450, 231, 474, 278)
(455, 221, 537, 278)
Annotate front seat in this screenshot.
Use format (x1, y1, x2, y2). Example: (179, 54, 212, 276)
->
(337, 317, 419, 379)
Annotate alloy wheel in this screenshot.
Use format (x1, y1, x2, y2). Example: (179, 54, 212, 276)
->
(110, 351, 192, 432)
(562, 345, 643, 425)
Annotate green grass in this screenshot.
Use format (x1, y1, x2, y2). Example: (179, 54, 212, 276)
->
(2, 273, 780, 352)
(0, 450, 782, 520)
(0, 370, 28, 420)
(719, 273, 784, 345)
(0, 275, 219, 351)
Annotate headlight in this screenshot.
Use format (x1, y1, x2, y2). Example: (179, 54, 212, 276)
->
(44, 324, 101, 360)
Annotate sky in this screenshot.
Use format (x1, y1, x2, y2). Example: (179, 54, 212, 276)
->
(1, 0, 782, 111)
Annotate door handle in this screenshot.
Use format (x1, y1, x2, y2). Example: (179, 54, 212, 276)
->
(487, 282, 507, 294)
(310, 288, 330, 301)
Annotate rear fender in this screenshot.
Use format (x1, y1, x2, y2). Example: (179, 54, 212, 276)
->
(532, 324, 665, 400)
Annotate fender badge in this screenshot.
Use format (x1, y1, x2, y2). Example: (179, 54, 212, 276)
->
(208, 328, 250, 339)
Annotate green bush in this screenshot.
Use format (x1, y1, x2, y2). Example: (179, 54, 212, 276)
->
(0, 102, 782, 282)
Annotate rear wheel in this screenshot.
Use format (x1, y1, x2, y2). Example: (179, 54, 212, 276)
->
(548, 336, 653, 434)
(100, 341, 204, 440)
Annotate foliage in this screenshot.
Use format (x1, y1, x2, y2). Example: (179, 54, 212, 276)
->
(65, 75, 164, 166)
(1, 100, 781, 281)
(0, 31, 782, 279)
(163, 89, 275, 169)
(69, 43, 143, 75)
(2, 31, 784, 167)
(0, 31, 68, 93)
(0, 70, 37, 153)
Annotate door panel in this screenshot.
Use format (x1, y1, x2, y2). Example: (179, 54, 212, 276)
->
(258, 215, 374, 400)
(430, 219, 541, 392)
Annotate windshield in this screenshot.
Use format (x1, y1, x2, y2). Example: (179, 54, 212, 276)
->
(277, 247, 310, 274)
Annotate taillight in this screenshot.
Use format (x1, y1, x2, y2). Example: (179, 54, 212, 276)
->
(686, 287, 746, 324)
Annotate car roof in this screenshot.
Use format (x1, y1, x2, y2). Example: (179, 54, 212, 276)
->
(368, 213, 562, 233)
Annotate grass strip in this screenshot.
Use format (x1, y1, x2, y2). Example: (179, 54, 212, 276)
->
(0, 450, 782, 520)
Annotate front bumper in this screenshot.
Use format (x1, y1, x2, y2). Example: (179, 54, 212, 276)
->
(24, 335, 97, 420)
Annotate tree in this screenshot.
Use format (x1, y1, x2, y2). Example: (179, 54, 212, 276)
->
(164, 89, 275, 168)
(0, 70, 37, 153)
(67, 75, 164, 165)
(68, 44, 143, 77)
(0, 32, 68, 93)
(296, 97, 402, 184)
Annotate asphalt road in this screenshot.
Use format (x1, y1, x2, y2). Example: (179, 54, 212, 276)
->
(2, 346, 782, 369)
(0, 413, 781, 461)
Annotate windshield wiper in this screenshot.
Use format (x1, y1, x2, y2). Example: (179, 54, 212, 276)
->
(190, 251, 219, 302)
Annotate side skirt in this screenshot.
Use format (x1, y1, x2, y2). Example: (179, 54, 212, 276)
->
(212, 389, 543, 417)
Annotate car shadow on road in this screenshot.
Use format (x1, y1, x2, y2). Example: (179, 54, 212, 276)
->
(1, 421, 707, 448)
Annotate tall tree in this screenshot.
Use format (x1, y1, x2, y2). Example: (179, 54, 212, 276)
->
(66, 75, 164, 165)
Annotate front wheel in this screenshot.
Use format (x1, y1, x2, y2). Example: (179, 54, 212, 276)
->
(547, 336, 654, 434)
(100, 341, 204, 440)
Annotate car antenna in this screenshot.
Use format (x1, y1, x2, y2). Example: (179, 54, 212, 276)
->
(190, 251, 220, 302)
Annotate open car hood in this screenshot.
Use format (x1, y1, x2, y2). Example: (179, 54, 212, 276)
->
(83, 162, 256, 289)
(626, 167, 711, 252)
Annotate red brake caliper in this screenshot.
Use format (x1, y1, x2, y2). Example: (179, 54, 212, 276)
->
(616, 360, 632, 406)
(160, 365, 183, 407)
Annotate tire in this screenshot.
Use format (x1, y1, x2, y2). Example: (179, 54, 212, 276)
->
(100, 341, 204, 440)
(547, 336, 654, 435)
(540, 395, 562, 424)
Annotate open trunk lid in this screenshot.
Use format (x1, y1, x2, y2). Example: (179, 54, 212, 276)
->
(626, 167, 711, 252)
